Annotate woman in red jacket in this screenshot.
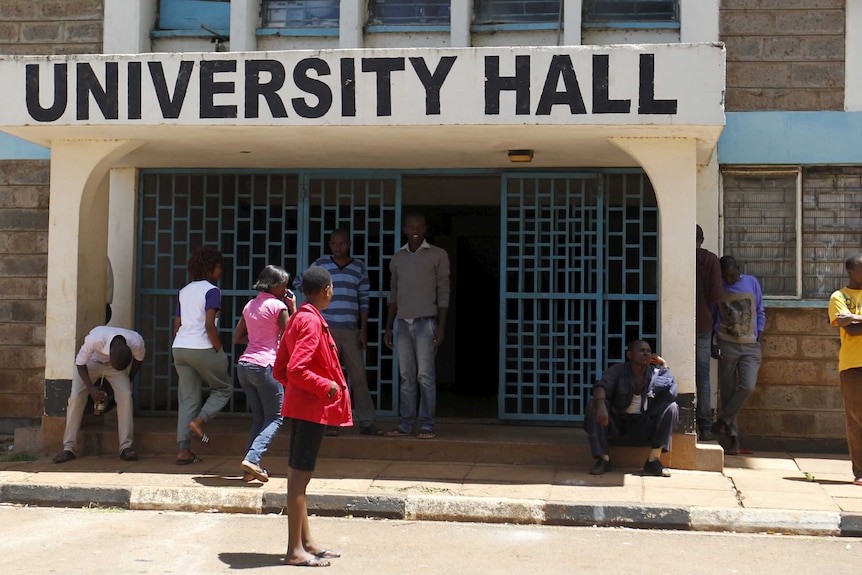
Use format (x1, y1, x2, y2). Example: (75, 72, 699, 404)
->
(273, 266, 352, 567)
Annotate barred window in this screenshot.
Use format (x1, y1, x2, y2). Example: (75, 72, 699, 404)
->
(583, 0, 678, 22)
(368, 0, 450, 26)
(474, 0, 561, 25)
(262, 1, 340, 28)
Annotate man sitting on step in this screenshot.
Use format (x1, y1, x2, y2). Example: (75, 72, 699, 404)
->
(584, 339, 679, 477)
(53, 325, 146, 464)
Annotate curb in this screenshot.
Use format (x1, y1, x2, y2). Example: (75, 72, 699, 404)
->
(0, 482, 857, 536)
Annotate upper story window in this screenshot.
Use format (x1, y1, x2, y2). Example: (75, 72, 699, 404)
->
(159, 0, 231, 33)
(263, 0, 340, 28)
(474, 0, 561, 25)
(368, 0, 450, 26)
(583, 0, 678, 23)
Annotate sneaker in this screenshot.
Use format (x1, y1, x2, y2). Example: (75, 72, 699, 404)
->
(325, 426, 339, 437)
(643, 458, 671, 477)
(590, 457, 611, 475)
(52, 450, 76, 464)
(697, 425, 716, 442)
(854, 477, 862, 486)
(240, 459, 269, 483)
(359, 424, 385, 436)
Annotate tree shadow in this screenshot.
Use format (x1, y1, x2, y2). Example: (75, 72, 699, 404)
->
(218, 552, 284, 569)
(783, 476, 855, 486)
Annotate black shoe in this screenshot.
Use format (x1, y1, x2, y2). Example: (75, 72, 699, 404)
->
(643, 458, 671, 477)
(52, 450, 76, 464)
(590, 457, 611, 475)
(359, 424, 385, 436)
(710, 419, 728, 436)
(698, 426, 716, 442)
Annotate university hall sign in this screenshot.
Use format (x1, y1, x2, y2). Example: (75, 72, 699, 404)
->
(1, 44, 725, 127)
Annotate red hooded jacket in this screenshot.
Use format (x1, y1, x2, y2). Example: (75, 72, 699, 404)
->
(273, 303, 352, 427)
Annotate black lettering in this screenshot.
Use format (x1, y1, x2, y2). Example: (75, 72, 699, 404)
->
(200, 60, 237, 119)
(592, 54, 630, 114)
(148, 61, 194, 119)
(292, 58, 332, 119)
(361, 58, 406, 117)
(76, 62, 119, 120)
(409, 56, 456, 116)
(484, 55, 530, 115)
(25, 63, 67, 122)
(638, 53, 677, 115)
(340, 58, 356, 117)
(535, 55, 587, 116)
(245, 60, 287, 119)
(128, 62, 142, 120)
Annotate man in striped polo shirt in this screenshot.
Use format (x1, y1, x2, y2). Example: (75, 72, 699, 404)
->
(296, 229, 383, 436)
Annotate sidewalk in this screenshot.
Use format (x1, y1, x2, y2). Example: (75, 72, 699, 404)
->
(2, 448, 862, 537)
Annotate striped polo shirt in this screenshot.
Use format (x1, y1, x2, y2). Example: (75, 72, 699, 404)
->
(294, 256, 370, 330)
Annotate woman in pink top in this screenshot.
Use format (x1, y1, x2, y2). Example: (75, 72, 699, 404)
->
(232, 265, 296, 482)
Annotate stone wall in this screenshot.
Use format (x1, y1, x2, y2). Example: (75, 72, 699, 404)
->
(0, 161, 49, 432)
(738, 306, 845, 445)
(720, 0, 845, 111)
(0, 0, 103, 55)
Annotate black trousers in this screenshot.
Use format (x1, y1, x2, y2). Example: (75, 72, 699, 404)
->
(584, 400, 679, 458)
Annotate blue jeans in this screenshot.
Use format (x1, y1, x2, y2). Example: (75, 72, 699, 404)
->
(395, 317, 437, 433)
(695, 331, 713, 428)
(237, 362, 284, 465)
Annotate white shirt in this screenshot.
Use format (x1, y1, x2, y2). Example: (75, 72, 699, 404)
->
(173, 280, 221, 349)
(76, 326, 146, 366)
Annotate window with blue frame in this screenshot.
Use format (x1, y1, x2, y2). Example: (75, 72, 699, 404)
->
(368, 0, 450, 26)
(262, 0, 340, 28)
(583, 0, 678, 22)
(159, 0, 231, 33)
(474, 0, 561, 25)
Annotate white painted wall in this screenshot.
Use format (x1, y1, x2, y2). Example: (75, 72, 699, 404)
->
(230, 0, 260, 52)
(340, 0, 366, 49)
(680, 0, 719, 44)
(563, 0, 583, 46)
(107, 169, 139, 330)
(103, 0, 155, 54)
(451, 0, 471, 48)
(847, 0, 862, 111)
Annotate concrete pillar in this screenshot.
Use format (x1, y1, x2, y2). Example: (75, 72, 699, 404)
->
(231, 0, 260, 52)
(107, 169, 139, 330)
(608, 137, 723, 471)
(451, 0, 471, 48)
(563, 0, 582, 46)
(847, 0, 862, 111)
(341, 0, 366, 49)
(43, 139, 142, 440)
(103, 0, 155, 53)
(680, 0, 719, 44)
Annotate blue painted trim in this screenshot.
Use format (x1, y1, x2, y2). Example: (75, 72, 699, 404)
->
(159, 0, 231, 32)
(257, 27, 339, 37)
(582, 21, 680, 30)
(472, 23, 560, 32)
(365, 25, 449, 33)
(0, 133, 49, 160)
(151, 29, 229, 38)
(764, 299, 828, 309)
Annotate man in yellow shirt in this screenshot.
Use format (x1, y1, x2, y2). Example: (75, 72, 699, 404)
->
(828, 254, 862, 486)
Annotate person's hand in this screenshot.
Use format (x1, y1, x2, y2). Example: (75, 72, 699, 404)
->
(595, 401, 609, 427)
(383, 329, 394, 350)
(433, 328, 445, 347)
(358, 330, 367, 351)
(89, 387, 107, 403)
(285, 290, 297, 314)
(649, 354, 666, 366)
(326, 381, 339, 401)
(711, 344, 722, 360)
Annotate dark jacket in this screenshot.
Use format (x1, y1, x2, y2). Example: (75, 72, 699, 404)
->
(594, 362, 678, 417)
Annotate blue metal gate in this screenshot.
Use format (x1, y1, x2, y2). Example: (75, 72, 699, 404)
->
(499, 172, 658, 421)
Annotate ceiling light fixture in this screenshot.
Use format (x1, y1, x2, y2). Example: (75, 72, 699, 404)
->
(507, 149, 534, 163)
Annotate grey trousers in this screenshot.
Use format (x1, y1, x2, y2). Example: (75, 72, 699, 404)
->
(716, 340, 762, 437)
(330, 327, 377, 428)
(63, 360, 134, 455)
(172, 346, 232, 448)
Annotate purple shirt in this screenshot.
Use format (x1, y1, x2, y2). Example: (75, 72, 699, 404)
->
(238, 292, 288, 367)
(713, 274, 765, 344)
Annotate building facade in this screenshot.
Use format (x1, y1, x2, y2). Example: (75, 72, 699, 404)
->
(1, 0, 853, 463)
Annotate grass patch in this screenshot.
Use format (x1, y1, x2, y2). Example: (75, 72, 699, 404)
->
(0, 452, 38, 463)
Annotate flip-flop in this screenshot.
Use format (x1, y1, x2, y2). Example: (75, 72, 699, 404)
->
(285, 557, 330, 567)
(176, 454, 202, 465)
(189, 421, 210, 443)
(313, 550, 341, 559)
(383, 429, 410, 437)
(417, 431, 437, 439)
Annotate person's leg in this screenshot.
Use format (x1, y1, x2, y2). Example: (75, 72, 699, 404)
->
(104, 367, 134, 454)
(193, 347, 233, 423)
(584, 400, 611, 458)
(394, 319, 418, 433)
(715, 341, 741, 429)
(173, 348, 202, 457)
(331, 328, 376, 429)
(243, 365, 283, 465)
(285, 419, 330, 566)
(237, 363, 263, 453)
(414, 318, 437, 433)
(649, 401, 680, 452)
(60, 363, 98, 454)
(695, 331, 713, 432)
(721, 343, 761, 437)
(840, 368, 862, 480)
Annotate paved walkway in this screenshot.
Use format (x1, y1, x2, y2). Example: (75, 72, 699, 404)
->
(2, 450, 862, 536)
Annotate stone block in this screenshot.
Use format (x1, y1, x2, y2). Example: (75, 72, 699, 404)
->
(0, 254, 48, 276)
(64, 22, 102, 44)
(761, 36, 807, 61)
(1, 484, 131, 509)
(804, 36, 845, 59)
(818, 89, 845, 111)
(758, 358, 818, 385)
(779, 411, 817, 434)
(723, 35, 763, 60)
(0, 161, 50, 186)
(0, 369, 43, 393)
(0, 231, 49, 253)
(772, 308, 831, 334)
(53, 43, 102, 56)
(0, 392, 42, 419)
(816, 411, 848, 437)
(0, 23, 19, 42)
(0, 345, 45, 369)
(791, 62, 844, 88)
(40, 0, 104, 21)
(727, 62, 791, 89)
(0, 187, 49, 208)
(799, 336, 840, 359)
(721, 0, 843, 9)
(724, 88, 771, 112)
(0, 278, 47, 299)
(20, 23, 63, 43)
(720, 11, 775, 36)
(774, 11, 845, 36)
(760, 335, 799, 358)
(0, 3, 39, 20)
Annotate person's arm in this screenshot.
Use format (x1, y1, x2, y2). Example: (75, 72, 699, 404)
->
(434, 308, 448, 347)
(233, 315, 248, 344)
(434, 250, 451, 347)
(358, 311, 369, 351)
(277, 309, 289, 336)
(591, 384, 609, 427)
(205, 308, 221, 351)
(287, 316, 339, 399)
(358, 264, 371, 350)
(754, 277, 766, 341)
(384, 302, 397, 350)
(128, 358, 142, 381)
(77, 364, 106, 403)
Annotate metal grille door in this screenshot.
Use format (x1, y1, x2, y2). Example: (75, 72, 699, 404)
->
(301, 174, 401, 415)
(500, 172, 658, 421)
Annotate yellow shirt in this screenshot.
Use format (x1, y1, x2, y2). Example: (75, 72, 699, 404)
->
(828, 287, 862, 372)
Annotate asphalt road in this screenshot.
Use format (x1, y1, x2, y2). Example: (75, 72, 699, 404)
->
(3, 505, 862, 574)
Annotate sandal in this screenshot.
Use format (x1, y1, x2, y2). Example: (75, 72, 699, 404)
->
(176, 453, 202, 465)
(189, 420, 210, 443)
(313, 550, 342, 559)
(417, 430, 437, 440)
(383, 428, 410, 437)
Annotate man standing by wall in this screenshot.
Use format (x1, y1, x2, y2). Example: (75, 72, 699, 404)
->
(828, 254, 862, 486)
(383, 213, 450, 439)
(696, 225, 723, 441)
(297, 228, 383, 436)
